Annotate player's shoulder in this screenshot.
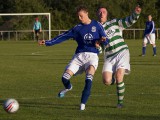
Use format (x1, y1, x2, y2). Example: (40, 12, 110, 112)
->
(91, 20, 99, 23)
(146, 21, 154, 24)
(109, 19, 117, 23)
(72, 23, 83, 31)
(104, 18, 118, 26)
(151, 20, 155, 23)
(74, 20, 100, 27)
(91, 20, 103, 27)
(72, 23, 81, 27)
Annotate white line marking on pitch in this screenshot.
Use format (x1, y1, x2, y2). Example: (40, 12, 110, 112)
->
(31, 50, 52, 55)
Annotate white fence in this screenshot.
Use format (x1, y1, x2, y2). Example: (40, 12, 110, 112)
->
(122, 29, 159, 40)
(0, 29, 159, 41)
(0, 30, 68, 41)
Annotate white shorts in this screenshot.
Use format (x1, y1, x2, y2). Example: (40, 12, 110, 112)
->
(143, 34, 155, 44)
(66, 52, 99, 75)
(102, 49, 130, 74)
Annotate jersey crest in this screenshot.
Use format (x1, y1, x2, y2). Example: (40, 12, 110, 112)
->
(91, 26, 96, 32)
(105, 28, 116, 39)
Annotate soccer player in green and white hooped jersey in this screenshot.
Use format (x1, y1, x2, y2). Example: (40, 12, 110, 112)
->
(97, 6, 142, 108)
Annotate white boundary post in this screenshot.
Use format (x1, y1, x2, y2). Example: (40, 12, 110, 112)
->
(0, 13, 51, 40)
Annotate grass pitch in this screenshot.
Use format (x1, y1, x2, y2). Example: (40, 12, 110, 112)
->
(0, 40, 160, 120)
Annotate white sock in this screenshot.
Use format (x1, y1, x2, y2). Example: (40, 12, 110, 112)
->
(80, 103, 85, 110)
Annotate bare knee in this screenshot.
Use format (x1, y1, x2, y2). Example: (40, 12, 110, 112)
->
(102, 72, 112, 86)
(152, 44, 156, 47)
(143, 43, 147, 47)
(103, 78, 112, 86)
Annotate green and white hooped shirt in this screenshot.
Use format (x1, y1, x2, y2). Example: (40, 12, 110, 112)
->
(103, 12, 140, 59)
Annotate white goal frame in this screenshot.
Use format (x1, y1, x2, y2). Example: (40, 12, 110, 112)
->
(0, 13, 51, 39)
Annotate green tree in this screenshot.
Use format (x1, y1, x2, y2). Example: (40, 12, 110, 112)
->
(0, 0, 159, 39)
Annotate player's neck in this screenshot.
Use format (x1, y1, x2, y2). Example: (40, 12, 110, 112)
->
(83, 18, 91, 25)
(100, 21, 105, 24)
(100, 18, 107, 24)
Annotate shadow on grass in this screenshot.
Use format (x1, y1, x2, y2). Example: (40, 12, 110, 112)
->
(18, 101, 118, 112)
(89, 104, 116, 109)
(18, 101, 79, 110)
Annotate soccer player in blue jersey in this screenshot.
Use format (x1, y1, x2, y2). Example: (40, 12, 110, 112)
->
(33, 17, 42, 41)
(142, 15, 156, 56)
(39, 6, 107, 110)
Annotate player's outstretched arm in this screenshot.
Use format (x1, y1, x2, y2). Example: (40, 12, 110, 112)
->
(38, 28, 75, 46)
(118, 5, 141, 30)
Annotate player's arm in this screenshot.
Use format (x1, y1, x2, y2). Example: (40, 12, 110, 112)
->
(95, 22, 109, 53)
(39, 22, 42, 32)
(39, 28, 74, 46)
(95, 37, 106, 47)
(32, 23, 35, 32)
(95, 37, 109, 54)
(97, 21, 108, 43)
(118, 5, 141, 30)
(149, 21, 155, 35)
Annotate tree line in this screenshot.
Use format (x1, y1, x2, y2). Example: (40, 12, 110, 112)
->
(0, 0, 159, 30)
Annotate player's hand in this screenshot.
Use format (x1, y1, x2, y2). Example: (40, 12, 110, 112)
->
(38, 40, 45, 45)
(146, 34, 150, 37)
(100, 37, 107, 42)
(95, 37, 107, 47)
(95, 40, 101, 48)
(135, 5, 141, 14)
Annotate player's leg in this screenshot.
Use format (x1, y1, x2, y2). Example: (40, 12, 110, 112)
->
(115, 68, 125, 108)
(80, 53, 98, 110)
(150, 34, 156, 56)
(115, 49, 130, 108)
(152, 44, 156, 56)
(58, 69, 74, 98)
(62, 69, 73, 89)
(142, 36, 148, 56)
(103, 72, 116, 85)
(35, 30, 38, 41)
(36, 30, 40, 41)
(80, 65, 95, 110)
(58, 54, 81, 98)
(102, 60, 115, 85)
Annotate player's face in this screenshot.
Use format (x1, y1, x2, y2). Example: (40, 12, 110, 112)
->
(148, 15, 152, 21)
(78, 10, 89, 24)
(97, 8, 108, 23)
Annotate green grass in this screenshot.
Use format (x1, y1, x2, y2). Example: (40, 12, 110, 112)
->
(0, 40, 160, 120)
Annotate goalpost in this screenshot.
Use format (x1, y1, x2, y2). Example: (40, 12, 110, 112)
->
(0, 13, 51, 40)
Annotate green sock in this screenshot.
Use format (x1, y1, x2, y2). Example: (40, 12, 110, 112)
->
(117, 82, 125, 104)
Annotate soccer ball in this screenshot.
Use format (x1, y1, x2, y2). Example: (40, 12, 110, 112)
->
(3, 98, 19, 113)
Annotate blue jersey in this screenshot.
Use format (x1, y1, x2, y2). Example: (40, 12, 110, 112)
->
(33, 21, 41, 30)
(45, 20, 107, 54)
(144, 21, 155, 36)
